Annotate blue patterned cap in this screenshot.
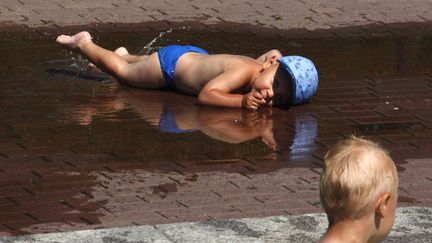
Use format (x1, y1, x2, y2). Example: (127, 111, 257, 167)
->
(278, 56, 318, 106)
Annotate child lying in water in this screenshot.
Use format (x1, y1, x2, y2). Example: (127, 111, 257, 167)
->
(56, 31, 318, 110)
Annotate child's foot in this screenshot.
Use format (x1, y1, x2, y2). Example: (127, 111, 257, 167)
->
(56, 31, 92, 51)
(88, 46, 129, 70)
(114, 47, 129, 57)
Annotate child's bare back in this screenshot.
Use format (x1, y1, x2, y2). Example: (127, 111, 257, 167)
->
(174, 53, 261, 95)
(57, 31, 318, 110)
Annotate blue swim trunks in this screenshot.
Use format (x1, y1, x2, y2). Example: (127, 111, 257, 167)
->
(159, 105, 195, 133)
(158, 45, 209, 90)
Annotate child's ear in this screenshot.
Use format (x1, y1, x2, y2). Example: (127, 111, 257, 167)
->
(263, 57, 278, 69)
(375, 193, 391, 218)
(262, 60, 272, 69)
(269, 55, 278, 63)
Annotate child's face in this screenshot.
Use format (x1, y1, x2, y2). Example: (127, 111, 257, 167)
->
(251, 63, 292, 107)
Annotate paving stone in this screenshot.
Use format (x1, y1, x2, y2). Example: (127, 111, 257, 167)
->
(0, 0, 432, 237)
(0, 0, 432, 32)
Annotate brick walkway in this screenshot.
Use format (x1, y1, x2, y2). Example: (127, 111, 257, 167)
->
(0, 0, 432, 237)
(0, 0, 432, 32)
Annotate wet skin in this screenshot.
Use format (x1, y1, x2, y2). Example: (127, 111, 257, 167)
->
(56, 31, 292, 110)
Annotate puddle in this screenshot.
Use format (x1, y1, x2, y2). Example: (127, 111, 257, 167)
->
(353, 122, 420, 132)
(2, 28, 431, 164)
(1, 25, 432, 234)
(152, 182, 178, 199)
(398, 196, 421, 204)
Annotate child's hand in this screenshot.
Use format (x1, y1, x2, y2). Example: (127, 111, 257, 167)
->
(242, 90, 267, 110)
(258, 88, 274, 104)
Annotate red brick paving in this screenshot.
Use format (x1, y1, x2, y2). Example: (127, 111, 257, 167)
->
(1, 0, 432, 32)
(0, 0, 432, 237)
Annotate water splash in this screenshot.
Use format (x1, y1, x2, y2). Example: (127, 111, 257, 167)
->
(137, 28, 173, 55)
(136, 26, 191, 55)
(68, 54, 91, 71)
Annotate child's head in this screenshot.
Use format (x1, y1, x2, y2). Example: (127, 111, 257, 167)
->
(277, 56, 319, 107)
(251, 55, 318, 108)
(320, 136, 398, 241)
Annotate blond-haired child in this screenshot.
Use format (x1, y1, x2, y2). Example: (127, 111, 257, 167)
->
(320, 137, 398, 243)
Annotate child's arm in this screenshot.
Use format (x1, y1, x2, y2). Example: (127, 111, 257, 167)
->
(197, 67, 267, 110)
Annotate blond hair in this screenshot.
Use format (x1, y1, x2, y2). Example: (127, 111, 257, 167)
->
(320, 136, 398, 224)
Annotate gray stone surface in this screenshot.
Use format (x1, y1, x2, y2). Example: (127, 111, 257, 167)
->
(1, 207, 431, 242)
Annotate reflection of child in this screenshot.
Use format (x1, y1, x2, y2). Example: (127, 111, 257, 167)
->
(158, 105, 196, 133)
(157, 105, 278, 151)
(56, 31, 318, 110)
(320, 137, 398, 242)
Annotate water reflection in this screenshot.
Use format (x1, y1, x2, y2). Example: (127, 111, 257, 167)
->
(290, 114, 318, 152)
(63, 86, 321, 155)
(64, 90, 278, 151)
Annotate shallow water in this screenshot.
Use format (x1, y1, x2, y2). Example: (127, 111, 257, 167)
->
(0, 27, 432, 234)
(1, 29, 431, 165)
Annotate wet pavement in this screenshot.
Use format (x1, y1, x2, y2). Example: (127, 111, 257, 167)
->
(0, 24, 432, 236)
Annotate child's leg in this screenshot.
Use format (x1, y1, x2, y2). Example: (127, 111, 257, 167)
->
(88, 47, 145, 69)
(57, 32, 165, 89)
